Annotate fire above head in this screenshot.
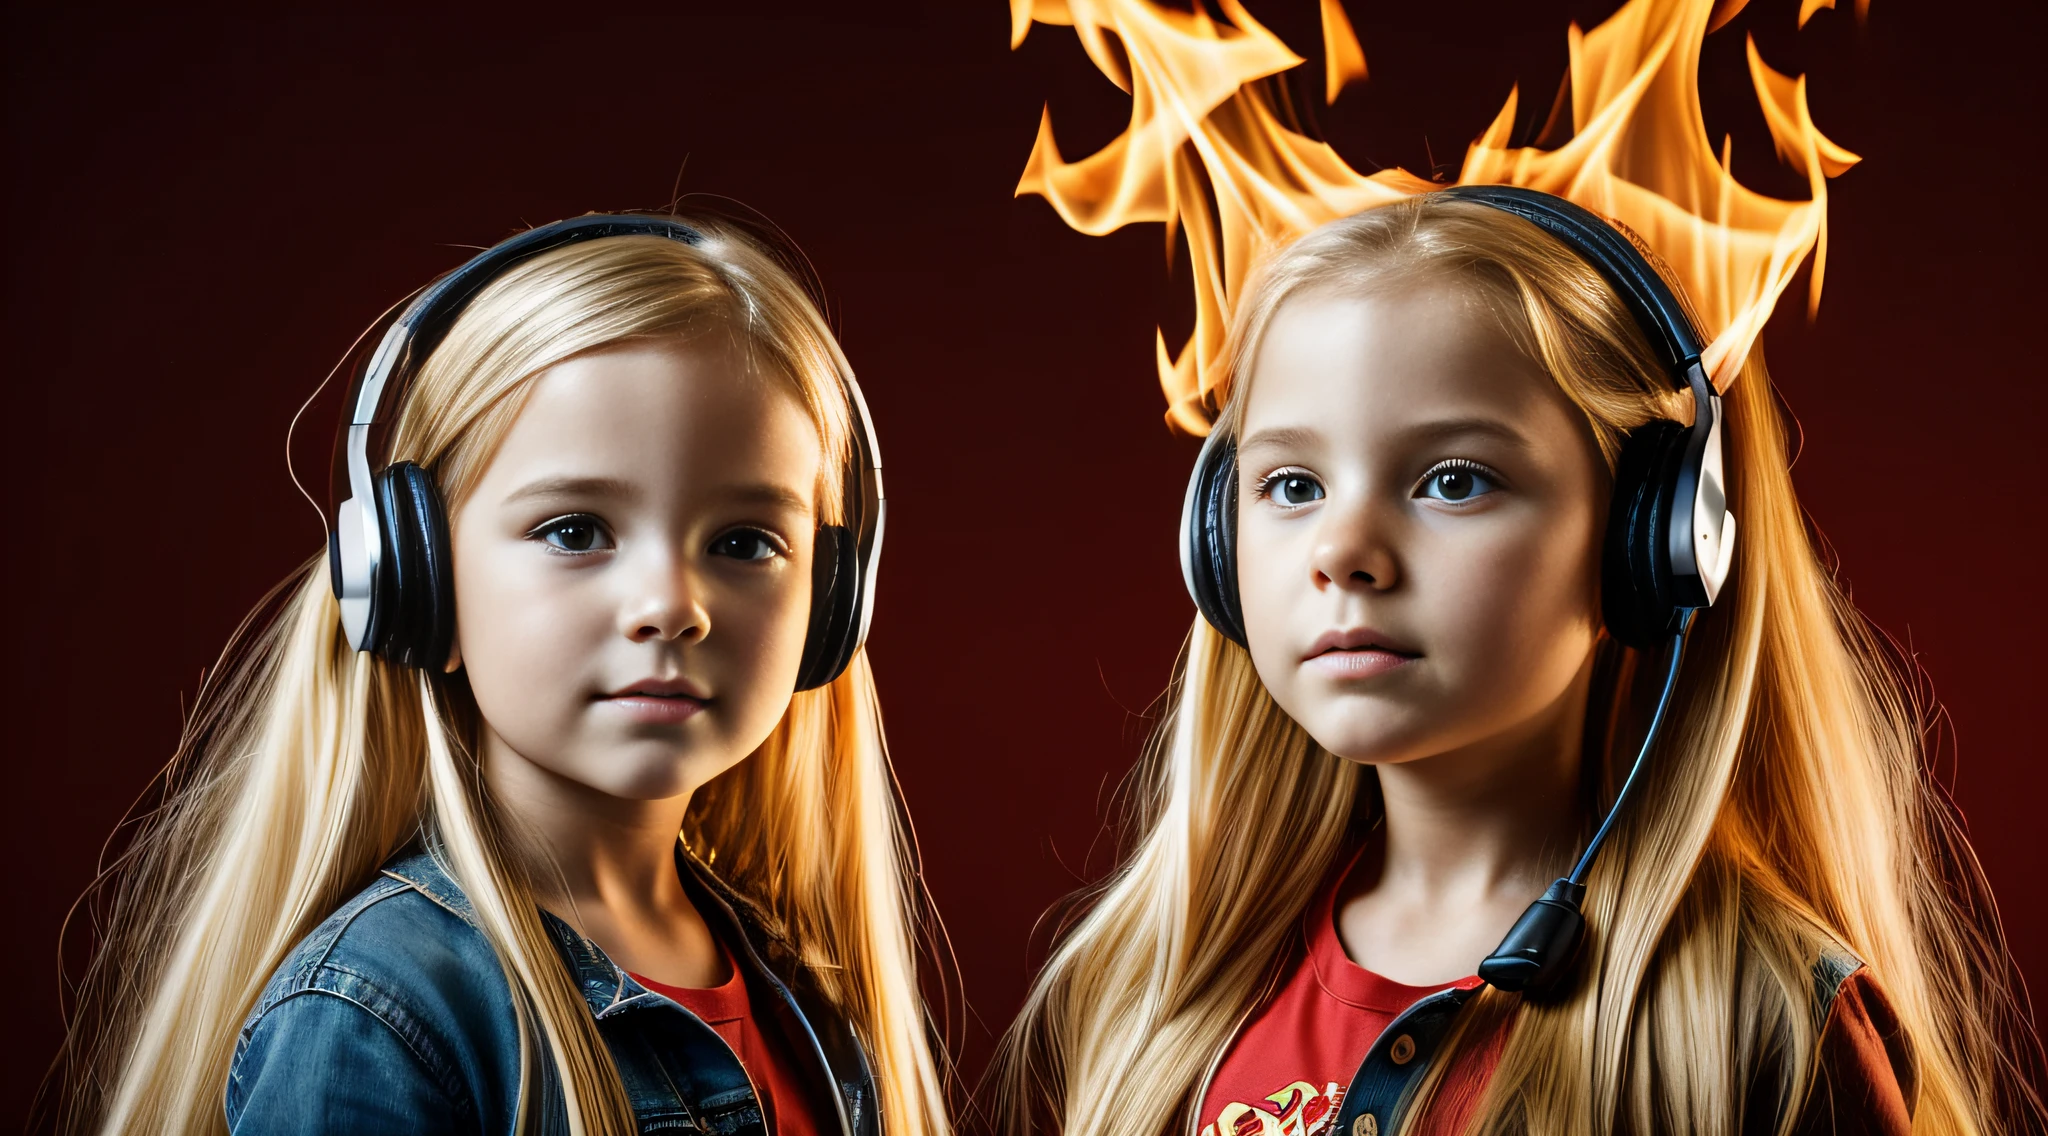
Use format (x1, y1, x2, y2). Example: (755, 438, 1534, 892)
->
(1013, 0, 1861, 434)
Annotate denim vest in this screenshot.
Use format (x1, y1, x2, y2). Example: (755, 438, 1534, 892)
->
(226, 847, 878, 1136)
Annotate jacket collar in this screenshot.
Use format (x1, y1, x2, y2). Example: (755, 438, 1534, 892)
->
(382, 848, 476, 923)
(380, 846, 718, 1018)
(379, 843, 878, 1136)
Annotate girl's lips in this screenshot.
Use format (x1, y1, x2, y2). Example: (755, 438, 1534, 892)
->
(597, 693, 707, 724)
(1305, 648, 1418, 680)
(1303, 626, 1419, 658)
(1301, 626, 1421, 679)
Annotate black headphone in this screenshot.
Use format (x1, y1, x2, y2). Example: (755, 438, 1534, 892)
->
(327, 214, 885, 692)
(1176, 185, 1737, 992)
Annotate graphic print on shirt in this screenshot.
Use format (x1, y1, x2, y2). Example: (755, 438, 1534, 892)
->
(1198, 1080, 1346, 1136)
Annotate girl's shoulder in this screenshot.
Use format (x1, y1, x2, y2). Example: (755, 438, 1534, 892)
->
(1792, 948, 1915, 1136)
(227, 850, 524, 1134)
(1736, 935, 1916, 1136)
(243, 849, 512, 1029)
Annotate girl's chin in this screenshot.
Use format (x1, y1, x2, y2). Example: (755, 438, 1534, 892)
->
(577, 765, 702, 803)
(572, 746, 755, 804)
(1285, 706, 1437, 766)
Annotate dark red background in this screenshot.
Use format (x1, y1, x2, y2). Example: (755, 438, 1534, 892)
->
(6, 0, 2041, 1126)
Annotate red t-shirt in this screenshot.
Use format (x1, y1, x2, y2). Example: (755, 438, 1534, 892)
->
(1195, 854, 1498, 1136)
(631, 948, 823, 1136)
(1197, 852, 1915, 1136)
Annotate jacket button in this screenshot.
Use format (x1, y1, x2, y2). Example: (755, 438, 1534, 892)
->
(1350, 1114, 1377, 1136)
(1389, 1033, 1417, 1065)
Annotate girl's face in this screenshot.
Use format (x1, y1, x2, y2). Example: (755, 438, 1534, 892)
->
(1234, 279, 1607, 766)
(448, 338, 824, 801)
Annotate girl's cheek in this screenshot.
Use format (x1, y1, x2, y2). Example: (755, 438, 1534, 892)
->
(1234, 540, 1298, 687)
(454, 552, 607, 749)
(1442, 525, 1599, 700)
(720, 586, 813, 726)
(465, 621, 576, 746)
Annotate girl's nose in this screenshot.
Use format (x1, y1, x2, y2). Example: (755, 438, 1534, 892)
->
(1309, 494, 1401, 593)
(618, 556, 710, 643)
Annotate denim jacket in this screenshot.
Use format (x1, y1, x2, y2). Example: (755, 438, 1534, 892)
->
(225, 847, 878, 1136)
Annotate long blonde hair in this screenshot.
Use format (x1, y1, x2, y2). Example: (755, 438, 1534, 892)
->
(995, 196, 2043, 1135)
(54, 218, 950, 1136)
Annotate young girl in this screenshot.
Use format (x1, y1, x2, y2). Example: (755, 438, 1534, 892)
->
(56, 214, 948, 1136)
(995, 191, 2042, 1134)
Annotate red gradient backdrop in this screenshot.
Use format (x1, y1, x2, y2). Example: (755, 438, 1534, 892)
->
(6, 0, 2041, 1125)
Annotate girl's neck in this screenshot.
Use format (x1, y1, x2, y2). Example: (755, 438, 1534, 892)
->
(483, 743, 693, 901)
(480, 731, 729, 988)
(1335, 660, 1593, 985)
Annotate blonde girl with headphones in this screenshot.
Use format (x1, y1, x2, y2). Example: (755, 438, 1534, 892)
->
(994, 192, 2042, 1134)
(54, 215, 948, 1136)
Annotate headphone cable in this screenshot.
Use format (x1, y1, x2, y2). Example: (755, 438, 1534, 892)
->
(1568, 607, 1699, 887)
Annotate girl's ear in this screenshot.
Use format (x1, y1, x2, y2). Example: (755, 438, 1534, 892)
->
(443, 634, 463, 674)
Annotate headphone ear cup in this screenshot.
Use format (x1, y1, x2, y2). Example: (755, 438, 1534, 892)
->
(371, 461, 456, 670)
(796, 524, 860, 691)
(1185, 438, 1247, 646)
(1602, 421, 1687, 649)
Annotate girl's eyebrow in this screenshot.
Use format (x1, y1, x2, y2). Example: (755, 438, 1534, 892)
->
(501, 477, 810, 514)
(1238, 425, 1323, 456)
(503, 475, 639, 505)
(720, 482, 813, 515)
(1397, 415, 1533, 450)
(1239, 416, 1530, 457)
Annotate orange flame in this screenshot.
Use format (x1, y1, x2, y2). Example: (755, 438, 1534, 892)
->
(1014, 0, 1860, 433)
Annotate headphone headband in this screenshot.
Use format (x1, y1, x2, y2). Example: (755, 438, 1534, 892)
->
(1435, 185, 1704, 377)
(344, 215, 708, 432)
(329, 213, 884, 690)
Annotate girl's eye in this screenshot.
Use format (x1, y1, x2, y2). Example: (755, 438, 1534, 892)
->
(1416, 461, 1501, 503)
(534, 515, 613, 553)
(1261, 471, 1326, 507)
(711, 529, 779, 562)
